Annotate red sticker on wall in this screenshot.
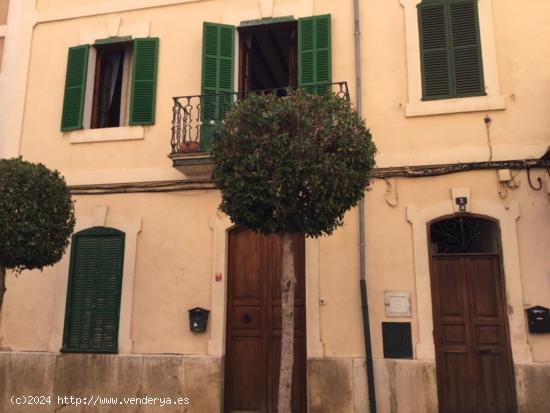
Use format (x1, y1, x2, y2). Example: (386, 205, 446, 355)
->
(215, 272, 222, 282)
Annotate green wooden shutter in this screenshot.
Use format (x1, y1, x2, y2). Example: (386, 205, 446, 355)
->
(130, 38, 159, 125)
(449, 1, 484, 96)
(61, 45, 89, 131)
(201, 22, 235, 150)
(62, 227, 125, 353)
(418, 0, 484, 99)
(418, 2, 451, 99)
(298, 14, 332, 95)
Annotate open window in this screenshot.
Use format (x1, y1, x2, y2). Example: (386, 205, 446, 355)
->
(198, 15, 331, 150)
(61, 38, 159, 132)
(238, 21, 297, 92)
(89, 42, 132, 129)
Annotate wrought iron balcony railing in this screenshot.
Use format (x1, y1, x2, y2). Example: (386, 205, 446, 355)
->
(170, 82, 350, 155)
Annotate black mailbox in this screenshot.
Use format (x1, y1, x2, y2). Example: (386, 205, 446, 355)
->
(189, 307, 210, 333)
(526, 306, 550, 334)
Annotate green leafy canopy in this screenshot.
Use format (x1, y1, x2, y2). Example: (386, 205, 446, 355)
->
(211, 91, 376, 237)
(0, 158, 76, 272)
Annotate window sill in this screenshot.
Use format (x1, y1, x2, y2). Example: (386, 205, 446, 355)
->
(405, 94, 506, 117)
(69, 126, 144, 144)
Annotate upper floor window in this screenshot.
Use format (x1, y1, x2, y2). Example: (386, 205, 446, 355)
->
(196, 15, 331, 150)
(61, 37, 159, 131)
(418, 0, 485, 100)
(90, 41, 131, 129)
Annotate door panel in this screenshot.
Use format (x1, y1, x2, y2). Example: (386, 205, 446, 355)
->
(225, 229, 306, 413)
(467, 256, 516, 413)
(228, 337, 265, 411)
(431, 254, 517, 413)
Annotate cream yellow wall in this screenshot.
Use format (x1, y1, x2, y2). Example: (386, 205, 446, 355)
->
(355, 0, 549, 166)
(19, 0, 550, 178)
(4, 0, 550, 366)
(2, 169, 548, 363)
(315, 168, 550, 362)
(21, 0, 324, 181)
(1, 191, 221, 354)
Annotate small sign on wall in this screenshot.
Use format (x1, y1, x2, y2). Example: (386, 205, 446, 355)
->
(384, 291, 411, 317)
(215, 272, 223, 282)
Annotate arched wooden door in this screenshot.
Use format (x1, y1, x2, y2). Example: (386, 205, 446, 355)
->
(224, 228, 307, 413)
(429, 216, 517, 413)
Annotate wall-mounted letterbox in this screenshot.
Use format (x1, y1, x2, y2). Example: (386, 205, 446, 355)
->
(526, 306, 550, 334)
(189, 307, 210, 333)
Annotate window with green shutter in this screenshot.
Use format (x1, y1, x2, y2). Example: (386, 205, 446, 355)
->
(60, 38, 159, 131)
(418, 0, 485, 100)
(62, 227, 125, 353)
(61, 45, 89, 131)
(298, 14, 332, 95)
(197, 15, 332, 149)
(130, 38, 159, 125)
(201, 22, 235, 150)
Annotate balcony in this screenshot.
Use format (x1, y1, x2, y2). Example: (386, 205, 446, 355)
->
(168, 82, 350, 177)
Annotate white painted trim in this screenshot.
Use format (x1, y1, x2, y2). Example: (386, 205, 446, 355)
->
(82, 47, 97, 130)
(119, 46, 133, 127)
(375, 142, 550, 168)
(221, 0, 313, 25)
(405, 95, 505, 117)
(305, 237, 324, 357)
(407, 199, 532, 363)
(0, 1, 36, 159)
(65, 167, 185, 186)
(207, 213, 323, 358)
(49, 206, 142, 354)
(400, 0, 505, 117)
(259, 0, 274, 18)
(69, 126, 144, 144)
(207, 213, 233, 357)
(79, 20, 150, 45)
(37, 0, 203, 24)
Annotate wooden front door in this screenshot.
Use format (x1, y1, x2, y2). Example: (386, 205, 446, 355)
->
(429, 217, 517, 413)
(224, 228, 307, 413)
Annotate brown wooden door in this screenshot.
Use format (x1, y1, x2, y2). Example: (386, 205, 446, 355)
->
(224, 228, 306, 413)
(431, 254, 517, 413)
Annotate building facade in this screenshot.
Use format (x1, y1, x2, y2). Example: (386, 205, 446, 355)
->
(0, 0, 549, 412)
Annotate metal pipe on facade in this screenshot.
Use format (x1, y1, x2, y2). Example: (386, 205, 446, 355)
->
(353, 0, 377, 412)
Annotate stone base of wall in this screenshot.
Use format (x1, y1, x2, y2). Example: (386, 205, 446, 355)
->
(307, 358, 550, 413)
(307, 358, 437, 413)
(0, 352, 221, 413)
(516, 363, 550, 413)
(1, 353, 548, 413)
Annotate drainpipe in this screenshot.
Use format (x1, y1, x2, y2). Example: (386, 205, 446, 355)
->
(353, 0, 377, 412)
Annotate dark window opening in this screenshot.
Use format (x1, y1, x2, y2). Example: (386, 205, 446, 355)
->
(238, 22, 297, 93)
(382, 322, 413, 359)
(430, 216, 499, 254)
(91, 43, 129, 129)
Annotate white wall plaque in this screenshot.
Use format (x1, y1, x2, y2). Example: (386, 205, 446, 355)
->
(384, 291, 412, 317)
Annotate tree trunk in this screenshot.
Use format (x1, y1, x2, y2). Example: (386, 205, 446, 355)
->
(278, 232, 296, 413)
(0, 263, 6, 311)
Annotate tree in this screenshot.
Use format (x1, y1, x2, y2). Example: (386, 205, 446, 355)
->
(0, 158, 75, 310)
(211, 90, 376, 413)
